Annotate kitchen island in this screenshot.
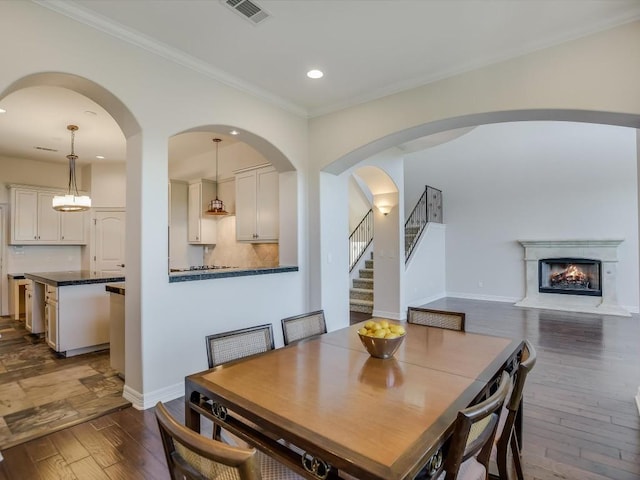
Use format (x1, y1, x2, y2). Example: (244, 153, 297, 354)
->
(25, 271, 125, 357)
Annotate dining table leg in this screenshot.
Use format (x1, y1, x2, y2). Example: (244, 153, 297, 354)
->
(185, 387, 201, 433)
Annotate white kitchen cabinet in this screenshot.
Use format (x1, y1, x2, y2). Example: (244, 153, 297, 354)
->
(45, 285, 58, 350)
(188, 180, 217, 244)
(60, 210, 86, 243)
(9, 185, 87, 245)
(24, 281, 34, 332)
(24, 280, 45, 334)
(235, 165, 278, 242)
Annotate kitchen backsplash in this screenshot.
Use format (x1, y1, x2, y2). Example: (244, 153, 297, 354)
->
(204, 216, 279, 268)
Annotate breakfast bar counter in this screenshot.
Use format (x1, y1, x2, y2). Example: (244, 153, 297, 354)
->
(169, 265, 298, 283)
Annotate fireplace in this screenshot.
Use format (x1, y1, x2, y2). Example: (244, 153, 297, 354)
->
(538, 258, 602, 297)
(515, 239, 629, 317)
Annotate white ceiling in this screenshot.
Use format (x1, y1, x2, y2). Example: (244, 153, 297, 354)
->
(1, 0, 639, 166)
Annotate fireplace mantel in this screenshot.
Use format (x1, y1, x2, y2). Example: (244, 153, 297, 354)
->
(515, 239, 629, 316)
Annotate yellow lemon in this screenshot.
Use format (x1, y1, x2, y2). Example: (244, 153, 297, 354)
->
(373, 329, 386, 338)
(385, 332, 399, 339)
(389, 325, 406, 335)
(364, 320, 376, 330)
(379, 320, 390, 329)
(358, 327, 368, 336)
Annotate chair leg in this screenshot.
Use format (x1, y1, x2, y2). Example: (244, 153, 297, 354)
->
(496, 439, 509, 480)
(212, 422, 222, 441)
(510, 433, 524, 480)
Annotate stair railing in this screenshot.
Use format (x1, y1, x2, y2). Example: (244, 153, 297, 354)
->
(349, 209, 373, 272)
(405, 186, 442, 262)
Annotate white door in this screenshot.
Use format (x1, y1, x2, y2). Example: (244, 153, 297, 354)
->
(93, 211, 126, 275)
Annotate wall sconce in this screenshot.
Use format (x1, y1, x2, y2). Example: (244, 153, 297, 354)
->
(376, 204, 392, 216)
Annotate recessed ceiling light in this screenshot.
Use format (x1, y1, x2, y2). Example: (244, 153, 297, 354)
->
(307, 69, 324, 79)
(0, 108, 6, 114)
(96, 155, 105, 159)
(230, 130, 239, 136)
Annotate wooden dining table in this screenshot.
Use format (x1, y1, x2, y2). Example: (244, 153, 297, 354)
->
(185, 320, 523, 480)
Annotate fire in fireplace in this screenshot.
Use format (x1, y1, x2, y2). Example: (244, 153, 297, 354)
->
(538, 258, 602, 297)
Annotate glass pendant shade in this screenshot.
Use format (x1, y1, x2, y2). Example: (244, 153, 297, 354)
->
(52, 125, 92, 212)
(206, 137, 228, 216)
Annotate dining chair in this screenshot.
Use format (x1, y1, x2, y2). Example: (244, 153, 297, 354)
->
(437, 371, 511, 480)
(155, 401, 304, 480)
(281, 310, 327, 345)
(205, 324, 275, 444)
(492, 340, 537, 480)
(205, 323, 275, 369)
(407, 306, 466, 331)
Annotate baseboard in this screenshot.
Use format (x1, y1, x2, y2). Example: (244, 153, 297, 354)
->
(447, 292, 520, 303)
(372, 309, 401, 320)
(123, 381, 185, 410)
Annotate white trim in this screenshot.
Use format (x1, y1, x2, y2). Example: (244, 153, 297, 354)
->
(123, 381, 185, 410)
(447, 292, 520, 303)
(372, 309, 401, 320)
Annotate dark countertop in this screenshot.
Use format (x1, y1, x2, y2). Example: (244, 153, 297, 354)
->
(25, 271, 125, 287)
(106, 283, 125, 295)
(169, 265, 298, 283)
(7, 273, 26, 280)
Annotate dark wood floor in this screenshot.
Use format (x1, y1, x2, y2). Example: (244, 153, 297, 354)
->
(1, 299, 638, 479)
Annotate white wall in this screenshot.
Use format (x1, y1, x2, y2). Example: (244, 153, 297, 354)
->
(3, 2, 640, 407)
(88, 162, 126, 208)
(348, 176, 371, 232)
(0, 155, 74, 203)
(1, 1, 310, 407)
(404, 121, 639, 311)
(404, 223, 446, 311)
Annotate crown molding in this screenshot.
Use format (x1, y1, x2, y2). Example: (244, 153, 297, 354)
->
(32, 0, 309, 118)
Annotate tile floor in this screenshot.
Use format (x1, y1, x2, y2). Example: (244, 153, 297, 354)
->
(0, 316, 130, 450)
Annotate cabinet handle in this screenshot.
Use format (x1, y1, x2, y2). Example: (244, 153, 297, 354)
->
(34, 236, 37, 240)
(118, 264, 125, 268)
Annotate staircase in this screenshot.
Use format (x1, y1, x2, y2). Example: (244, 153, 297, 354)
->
(349, 252, 374, 314)
(405, 225, 421, 254)
(405, 185, 443, 262)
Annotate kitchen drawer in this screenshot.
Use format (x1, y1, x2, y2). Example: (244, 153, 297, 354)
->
(45, 284, 58, 302)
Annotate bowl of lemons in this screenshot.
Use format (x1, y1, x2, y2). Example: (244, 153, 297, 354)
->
(357, 319, 406, 359)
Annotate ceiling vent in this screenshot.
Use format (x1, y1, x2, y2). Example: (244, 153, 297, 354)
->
(222, 0, 270, 25)
(34, 146, 58, 152)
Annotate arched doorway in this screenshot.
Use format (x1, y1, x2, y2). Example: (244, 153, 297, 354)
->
(0, 72, 142, 390)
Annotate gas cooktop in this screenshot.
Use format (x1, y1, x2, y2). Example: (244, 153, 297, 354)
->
(170, 265, 236, 273)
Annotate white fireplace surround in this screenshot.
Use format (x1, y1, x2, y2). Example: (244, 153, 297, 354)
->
(515, 239, 629, 317)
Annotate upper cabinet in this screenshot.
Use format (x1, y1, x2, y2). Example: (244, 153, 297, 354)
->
(187, 180, 217, 244)
(9, 185, 87, 245)
(235, 165, 279, 243)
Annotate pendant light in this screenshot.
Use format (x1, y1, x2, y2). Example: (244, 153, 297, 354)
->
(206, 137, 228, 216)
(52, 125, 92, 212)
